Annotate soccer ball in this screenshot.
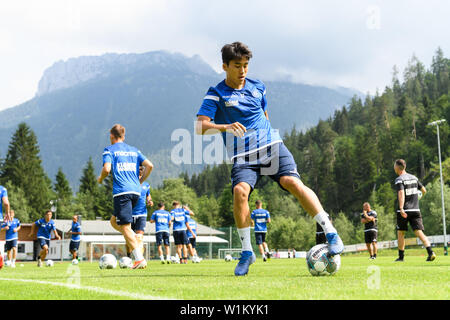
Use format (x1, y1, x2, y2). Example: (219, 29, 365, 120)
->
(418, 190, 423, 200)
(119, 256, 133, 269)
(306, 244, 341, 276)
(171, 255, 180, 264)
(99, 254, 117, 269)
(46, 260, 54, 267)
(224, 254, 233, 262)
(71, 259, 79, 265)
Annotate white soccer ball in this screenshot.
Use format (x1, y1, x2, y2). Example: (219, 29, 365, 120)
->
(418, 190, 423, 200)
(119, 256, 133, 269)
(5, 260, 12, 267)
(46, 260, 54, 267)
(171, 255, 180, 264)
(99, 254, 117, 269)
(224, 254, 233, 262)
(72, 259, 79, 265)
(306, 244, 341, 276)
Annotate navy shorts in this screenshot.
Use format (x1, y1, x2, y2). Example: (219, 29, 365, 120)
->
(189, 237, 196, 249)
(156, 232, 170, 246)
(255, 232, 266, 245)
(173, 230, 189, 245)
(70, 240, 80, 252)
(113, 193, 140, 225)
(231, 142, 300, 194)
(38, 238, 50, 249)
(131, 216, 147, 232)
(5, 239, 17, 251)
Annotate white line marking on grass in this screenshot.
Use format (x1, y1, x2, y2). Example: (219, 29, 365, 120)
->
(0, 277, 174, 300)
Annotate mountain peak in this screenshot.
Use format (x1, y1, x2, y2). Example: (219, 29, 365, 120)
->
(36, 51, 217, 96)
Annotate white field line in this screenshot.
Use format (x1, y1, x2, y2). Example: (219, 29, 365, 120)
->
(0, 277, 175, 300)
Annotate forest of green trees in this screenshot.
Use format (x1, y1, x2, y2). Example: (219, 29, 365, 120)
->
(1, 48, 449, 251)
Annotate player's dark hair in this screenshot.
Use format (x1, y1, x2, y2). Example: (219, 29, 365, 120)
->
(110, 124, 125, 139)
(45, 210, 52, 215)
(221, 42, 253, 65)
(158, 202, 165, 209)
(255, 200, 262, 205)
(172, 200, 179, 206)
(395, 159, 406, 170)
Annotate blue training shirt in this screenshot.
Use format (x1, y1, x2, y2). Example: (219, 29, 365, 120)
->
(102, 142, 147, 197)
(132, 182, 151, 217)
(197, 78, 282, 161)
(171, 208, 188, 231)
(71, 221, 81, 242)
(1, 218, 20, 241)
(0, 186, 7, 221)
(150, 210, 171, 233)
(35, 218, 56, 240)
(251, 209, 270, 233)
(186, 216, 197, 238)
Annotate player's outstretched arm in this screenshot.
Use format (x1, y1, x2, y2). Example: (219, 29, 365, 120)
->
(97, 163, 111, 184)
(28, 223, 36, 238)
(2, 196, 10, 221)
(186, 222, 196, 238)
(140, 159, 153, 184)
(196, 115, 246, 137)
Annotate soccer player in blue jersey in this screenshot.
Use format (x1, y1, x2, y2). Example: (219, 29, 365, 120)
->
(127, 166, 153, 257)
(150, 202, 172, 264)
(0, 185, 10, 222)
(196, 42, 343, 276)
(186, 214, 201, 263)
(1, 210, 20, 267)
(97, 124, 153, 269)
(170, 201, 196, 264)
(68, 215, 82, 263)
(29, 210, 61, 267)
(250, 200, 271, 262)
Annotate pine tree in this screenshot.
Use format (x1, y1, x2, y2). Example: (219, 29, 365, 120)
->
(54, 167, 73, 201)
(0, 123, 53, 219)
(79, 157, 99, 196)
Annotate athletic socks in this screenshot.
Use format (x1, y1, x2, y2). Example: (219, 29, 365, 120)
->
(132, 248, 144, 262)
(237, 227, 253, 252)
(398, 250, 405, 259)
(426, 246, 433, 255)
(314, 211, 337, 234)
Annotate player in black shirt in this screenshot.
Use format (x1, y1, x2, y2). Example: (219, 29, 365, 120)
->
(394, 159, 436, 262)
(361, 202, 378, 259)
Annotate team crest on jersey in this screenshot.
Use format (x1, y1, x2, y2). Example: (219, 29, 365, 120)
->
(252, 89, 262, 99)
(224, 100, 239, 107)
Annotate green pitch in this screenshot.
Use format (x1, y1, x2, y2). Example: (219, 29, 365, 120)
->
(0, 249, 448, 300)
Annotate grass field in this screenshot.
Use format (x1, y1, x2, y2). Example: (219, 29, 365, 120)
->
(0, 249, 448, 300)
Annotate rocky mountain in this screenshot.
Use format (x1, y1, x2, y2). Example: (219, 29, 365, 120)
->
(0, 51, 359, 189)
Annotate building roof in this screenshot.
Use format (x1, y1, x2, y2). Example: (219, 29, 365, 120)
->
(53, 219, 225, 236)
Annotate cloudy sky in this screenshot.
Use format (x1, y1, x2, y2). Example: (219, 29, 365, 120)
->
(0, 0, 449, 111)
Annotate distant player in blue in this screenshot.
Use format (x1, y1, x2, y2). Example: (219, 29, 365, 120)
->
(97, 124, 153, 269)
(251, 200, 271, 262)
(196, 42, 343, 276)
(0, 185, 10, 222)
(150, 202, 172, 264)
(170, 201, 196, 264)
(68, 215, 82, 263)
(127, 166, 153, 257)
(29, 210, 61, 267)
(185, 211, 201, 263)
(1, 210, 20, 268)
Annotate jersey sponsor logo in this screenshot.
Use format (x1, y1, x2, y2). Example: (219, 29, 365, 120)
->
(256, 219, 266, 223)
(405, 188, 419, 196)
(117, 162, 137, 172)
(252, 89, 262, 99)
(114, 151, 138, 157)
(157, 218, 168, 223)
(224, 100, 239, 107)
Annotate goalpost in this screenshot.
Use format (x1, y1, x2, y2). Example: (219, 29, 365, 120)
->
(89, 242, 150, 263)
(217, 248, 242, 259)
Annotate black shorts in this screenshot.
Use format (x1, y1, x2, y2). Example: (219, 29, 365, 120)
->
(396, 211, 424, 231)
(5, 239, 17, 251)
(156, 232, 170, 246)
(316, 232, 327, 245)
(113, 193, 140, 225)
(131, 216, 147, 232)
(69, 240, 80, 252)
(255, 232, 266, 245)
(189, 237, 196, 249)
(364, 230, 378, 243)
(173, 230, 189, 245)
(231, 143, 301, 194)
